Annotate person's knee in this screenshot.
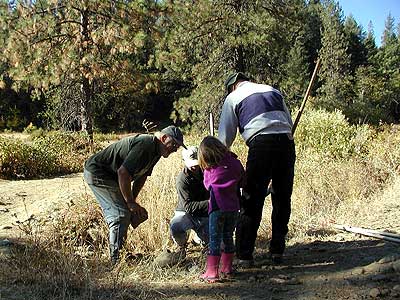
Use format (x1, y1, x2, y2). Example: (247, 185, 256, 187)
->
(170, 220, 185, 234)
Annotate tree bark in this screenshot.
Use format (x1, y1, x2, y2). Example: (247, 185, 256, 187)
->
(79, 7, 93, 142)
(80, 78, 93, 141)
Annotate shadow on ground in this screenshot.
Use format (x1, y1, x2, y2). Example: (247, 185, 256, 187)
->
(1, 237, 398, 300)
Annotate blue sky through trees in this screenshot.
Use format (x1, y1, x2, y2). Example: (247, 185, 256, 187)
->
(337, 0, 400, 47)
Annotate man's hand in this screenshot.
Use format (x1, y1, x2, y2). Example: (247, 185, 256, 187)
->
(128, 202, 149, 229)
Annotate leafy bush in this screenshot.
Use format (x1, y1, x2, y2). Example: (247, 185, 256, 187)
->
(366, 125, 400, 179)
(294, 108, 373, 159)
(23, 122, 46, 138)
(0, 131, 99, 179)
(32, 131, 95, 173)
(0, 136, 60, 178)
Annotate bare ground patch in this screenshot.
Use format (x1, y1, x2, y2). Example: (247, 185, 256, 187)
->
(0, 174, 399, 300)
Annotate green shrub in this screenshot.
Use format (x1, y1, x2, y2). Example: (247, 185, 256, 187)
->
(0, 131, 100, 179)
(294, 108, 373, 159)
(22, 122, 38, 134)
(32, 131, 95, 174)
(0, 136, 59, 179)
(366, 125, 400, 179)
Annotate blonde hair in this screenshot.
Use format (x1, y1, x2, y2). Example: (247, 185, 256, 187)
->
(198, 136, 229, 169)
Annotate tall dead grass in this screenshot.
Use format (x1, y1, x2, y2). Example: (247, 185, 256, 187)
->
(1, 122, 399, 299)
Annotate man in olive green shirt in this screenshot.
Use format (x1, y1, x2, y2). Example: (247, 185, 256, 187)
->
(84, 126, 186, 264)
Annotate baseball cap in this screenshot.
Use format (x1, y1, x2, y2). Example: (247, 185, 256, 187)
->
(224, 72, 249, 94)
(182, 146, 198, 168)
(161, 125, 187, 149)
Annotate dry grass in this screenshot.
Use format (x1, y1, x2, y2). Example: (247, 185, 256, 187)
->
(1, 126, 399, 299)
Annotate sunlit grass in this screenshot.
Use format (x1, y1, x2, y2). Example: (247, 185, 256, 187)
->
(1, 122, 399, 299)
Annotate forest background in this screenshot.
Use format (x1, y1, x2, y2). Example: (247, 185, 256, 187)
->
(0, 0, 399, 136)
(1, 1, 400, 299)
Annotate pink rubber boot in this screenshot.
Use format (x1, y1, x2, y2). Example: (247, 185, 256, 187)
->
(200, 255, 220, 283)
(220, 252, 234, 277)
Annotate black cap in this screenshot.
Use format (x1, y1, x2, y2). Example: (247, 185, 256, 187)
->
(160, 125, 187, 149)
(224, 72, 249, 94)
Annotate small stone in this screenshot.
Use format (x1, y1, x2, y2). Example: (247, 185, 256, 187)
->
(380, 289, 390, 296)
(269, 277, 286, 284)
(393, 285, 400, 291)
(392, 260, 400, 272)
(390, 291, 400, 298)
(287, 278, 302, 285)
(352, 268, 365, 275)
(379, 255, 399, 264)
(369, 288, 380, 298)
(248, 276, 256, 282)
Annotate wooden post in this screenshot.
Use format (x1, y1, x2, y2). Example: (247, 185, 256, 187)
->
(209, 112, 215, 136)
(292, 58, 321, 135)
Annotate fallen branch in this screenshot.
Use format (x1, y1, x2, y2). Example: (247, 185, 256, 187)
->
(333, 224, 400, 244)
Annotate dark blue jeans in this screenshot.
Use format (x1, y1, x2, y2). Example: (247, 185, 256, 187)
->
(236, 134, 295, 260)
(208, 210, 238, 256)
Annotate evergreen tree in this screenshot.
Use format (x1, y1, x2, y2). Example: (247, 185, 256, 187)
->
(317, 0, 352, 112)
(303, 0, 322, 73)
(157, 0, 307, 129)
(280, 33, 309, 108)
(364, 21, 377, 61)
(381, 13, 396, 47)
(343, 14, 367, 73)
(3, 0, 159, 137)
(374, 14, 400, 122)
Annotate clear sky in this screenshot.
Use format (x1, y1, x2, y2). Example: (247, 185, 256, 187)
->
(336, 0, 400, 47)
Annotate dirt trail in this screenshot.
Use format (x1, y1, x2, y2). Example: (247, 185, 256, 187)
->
(0, 174, 399, 300)
(0, 173, 87, 237)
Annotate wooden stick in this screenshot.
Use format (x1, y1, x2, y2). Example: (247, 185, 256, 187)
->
(292, 58, 321, 135)
(333, 224, 400, 244)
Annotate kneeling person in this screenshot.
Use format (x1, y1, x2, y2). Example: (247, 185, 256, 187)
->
(169, 146, 210, 257)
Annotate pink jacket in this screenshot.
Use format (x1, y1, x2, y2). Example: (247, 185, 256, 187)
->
(203, 152, 244, 213)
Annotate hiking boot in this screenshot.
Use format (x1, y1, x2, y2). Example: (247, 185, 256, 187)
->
(234, 258, 254, 268)
(153, 247, 186, 268)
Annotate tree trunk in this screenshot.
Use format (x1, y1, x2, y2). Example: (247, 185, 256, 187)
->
(79, 7, 93, 142)
(80, 78, 93, 142)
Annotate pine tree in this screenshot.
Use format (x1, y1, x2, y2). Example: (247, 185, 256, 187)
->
(317, 0, 352, 112)
(343, 14, 367, 73)
(364, 21, 377, 61)
(280, 33, 310, 108)
(381, 13, 396, 47)
(157, 0, 307, 129)
(375, 15, 400, 122)
(3, 0, 159, 138)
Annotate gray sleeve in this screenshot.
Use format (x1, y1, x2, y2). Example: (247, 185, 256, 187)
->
(218, 97, 238, 148)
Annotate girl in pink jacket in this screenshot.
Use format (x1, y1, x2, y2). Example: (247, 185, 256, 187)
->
(198, 136, 245, 282)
